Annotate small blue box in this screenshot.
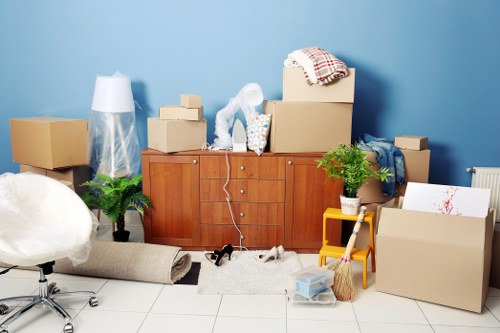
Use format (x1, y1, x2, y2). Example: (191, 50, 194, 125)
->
(295, 273, 328, 298)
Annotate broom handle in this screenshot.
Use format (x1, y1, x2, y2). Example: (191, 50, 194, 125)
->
(342, 206, 366, 259)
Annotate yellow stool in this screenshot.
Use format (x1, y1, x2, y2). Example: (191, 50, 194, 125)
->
(318, 208, 376, 289)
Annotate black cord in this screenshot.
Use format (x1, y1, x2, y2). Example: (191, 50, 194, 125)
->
(0, 265, 18, 275)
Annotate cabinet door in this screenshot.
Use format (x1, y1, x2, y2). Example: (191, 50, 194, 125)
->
(285, 156, 343, 251)
(142, 154, 200, 246)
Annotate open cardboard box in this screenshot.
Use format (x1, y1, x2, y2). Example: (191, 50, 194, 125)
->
(376, 206, 495, 313)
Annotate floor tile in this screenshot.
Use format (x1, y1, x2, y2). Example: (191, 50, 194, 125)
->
(287, 299, 356, 321)
(432, 325, 500, 333)
(73, 308, 147, 333)
(139, 313, 215, 333)
(288, 319, 359, 333)
(0, 268, 40, 280)
(0, 277, 38, 307)
(0, 306, 78, 333)
(150, 284, 221, 316)
(218, 295, 286, 318)
(353, 291, 427, 324)
(358, 322, 434, 333)
(485, 296, 500, 321)
(213, 316, 286, 333)
(488, 287, 500, 297)
(417, 300, 500, 327)
(88, 279, 164, 312)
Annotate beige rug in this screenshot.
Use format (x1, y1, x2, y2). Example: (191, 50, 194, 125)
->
(198, 250, 302, 295)
(3, 240, 191, 284)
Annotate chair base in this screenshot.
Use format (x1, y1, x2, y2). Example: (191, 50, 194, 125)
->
(0, 267, 98, 333)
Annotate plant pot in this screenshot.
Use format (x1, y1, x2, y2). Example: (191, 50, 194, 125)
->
(340, 195, 361, 215)
(112, 230, 130, 242)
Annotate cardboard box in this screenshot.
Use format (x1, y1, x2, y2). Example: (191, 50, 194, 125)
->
(10, 117, 88, 169)
(19, 164, 90, 195)
(180, 94, 202, 108)
(159, 105, 203, 121)
(353, 199, 397, 249)
(376, 207, 495, 313)
(263, 100, 352, 153)
(357, 149, 431, 204)
(394, 136, 428, 150)
(283, 67, 355, 103)
(490, 223, 500, 289)
(147, 118, 207, 153)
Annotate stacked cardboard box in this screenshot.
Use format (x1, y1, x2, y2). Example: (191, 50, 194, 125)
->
(148, 94, 207, 153)
(263, 68, 356, 153)
(10, 117, 90, 193)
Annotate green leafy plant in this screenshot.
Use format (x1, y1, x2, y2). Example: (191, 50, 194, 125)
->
(317, 143, 393, 198)
(81, 174, 152, 241)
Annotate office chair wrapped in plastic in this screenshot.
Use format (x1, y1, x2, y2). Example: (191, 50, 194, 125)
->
(0, 173, 98, 333)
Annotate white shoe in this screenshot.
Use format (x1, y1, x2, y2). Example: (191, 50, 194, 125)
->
(277, 245, 285, 259)
(256, 246, 278, 262)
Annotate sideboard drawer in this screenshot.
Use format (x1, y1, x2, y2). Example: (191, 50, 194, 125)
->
(200, 202, 285, 225)
(200, 156, 285, 180)
(200, 179, 285, 202)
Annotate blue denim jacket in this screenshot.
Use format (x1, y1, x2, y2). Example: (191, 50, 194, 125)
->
(356, 133, 405, 196)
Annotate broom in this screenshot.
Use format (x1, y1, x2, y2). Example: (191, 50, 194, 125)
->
(329, 206, 366, 301)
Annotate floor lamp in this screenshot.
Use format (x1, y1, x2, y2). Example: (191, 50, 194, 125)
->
(88, 72, 140, 179)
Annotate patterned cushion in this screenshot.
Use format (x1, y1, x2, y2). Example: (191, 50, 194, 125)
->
(246, 114, 271, 156)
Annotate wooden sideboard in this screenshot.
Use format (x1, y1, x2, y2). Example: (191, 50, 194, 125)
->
(142, 149, 343, 252)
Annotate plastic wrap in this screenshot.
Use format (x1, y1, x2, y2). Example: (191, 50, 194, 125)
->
(0, 173, 93, 266)
(88, 110, 140, 178)
(213, 83, 264, 150)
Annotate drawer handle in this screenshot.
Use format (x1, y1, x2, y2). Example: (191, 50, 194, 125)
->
(240, 165, 245, 170)
(240, 189, 245, 194)
(288, 160, 293, 165)
(193, 159, 198, 164)
(240, 212, 245, 217)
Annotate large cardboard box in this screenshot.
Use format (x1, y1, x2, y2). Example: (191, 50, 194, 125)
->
(19, 164, 90, 195)
(147, 118, 207, 153)
(10, 117, 88, 169)
(283, 67, 355, 103)
(376, 207, 495, 313)
(490, 223, 500, 289)
(263, 100, 352, 153)
(358, 149, 431, 204)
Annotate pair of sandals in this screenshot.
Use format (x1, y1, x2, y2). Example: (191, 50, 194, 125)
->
(256, 245, 285, 262)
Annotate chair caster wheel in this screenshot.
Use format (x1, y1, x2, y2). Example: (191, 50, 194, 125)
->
(48, 282, 60, 295)
(89, 297, 98, 307)
(0, 304, 9, 315)
(63, 322, 73, 333)
(0, 329, 9, 333)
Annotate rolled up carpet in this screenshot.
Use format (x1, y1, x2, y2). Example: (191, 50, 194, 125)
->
(2, 240, 192, 284)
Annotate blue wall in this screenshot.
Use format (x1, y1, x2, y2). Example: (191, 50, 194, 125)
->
(1, 0, 499, 186)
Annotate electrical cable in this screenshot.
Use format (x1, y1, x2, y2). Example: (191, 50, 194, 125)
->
(222, 149, 248, 252)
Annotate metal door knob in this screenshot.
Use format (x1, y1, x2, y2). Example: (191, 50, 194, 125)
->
(240, 189, 245, 194)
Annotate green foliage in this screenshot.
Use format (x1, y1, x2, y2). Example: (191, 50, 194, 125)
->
(80, 174, 152, 231)
(317, 144, 393, 198)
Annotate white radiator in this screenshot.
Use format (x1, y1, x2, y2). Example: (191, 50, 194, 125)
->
(469, 167, 500, 222)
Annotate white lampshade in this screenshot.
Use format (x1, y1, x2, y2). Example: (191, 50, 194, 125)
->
(91, 72, 134, 113)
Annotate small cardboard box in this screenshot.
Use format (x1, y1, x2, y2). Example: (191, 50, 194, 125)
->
(490, 223, 500, 289)
(159, 105, 203, 121)
(180, 94, 202, 109)
(358, 149, 431, 204)
(283, 67, 355, 103)
(147, 118, 207, 153)
(376, 207, 495, 313)
(263, 100, 352, 153)
(20, 164, 90, 195)
(10, 117, 88, 169)
(394, 136, 428, 151)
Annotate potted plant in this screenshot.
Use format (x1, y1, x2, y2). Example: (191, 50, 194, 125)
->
(317, 143, 393, 215)
(81, 174, 152, 242)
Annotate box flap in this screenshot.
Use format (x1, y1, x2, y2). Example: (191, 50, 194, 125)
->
(378, 207, 494, 248)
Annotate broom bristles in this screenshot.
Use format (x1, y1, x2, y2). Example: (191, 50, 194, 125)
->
(332, 259, 355, 301)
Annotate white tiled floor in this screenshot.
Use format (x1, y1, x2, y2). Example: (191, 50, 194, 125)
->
(1, 216, 500, 332)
